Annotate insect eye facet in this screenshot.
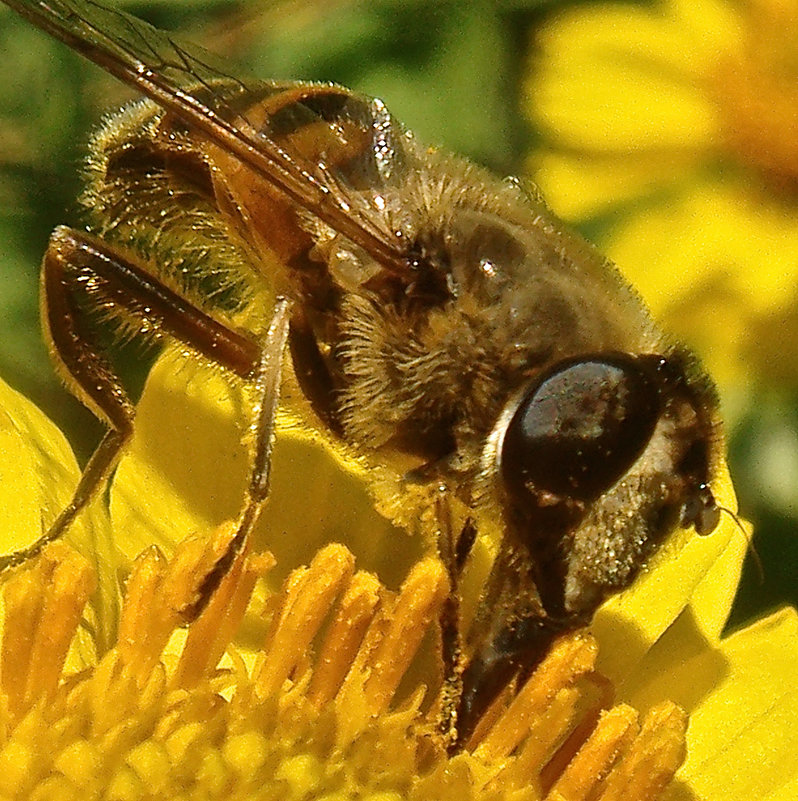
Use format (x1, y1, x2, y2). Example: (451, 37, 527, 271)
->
(501, 356, 661, 504)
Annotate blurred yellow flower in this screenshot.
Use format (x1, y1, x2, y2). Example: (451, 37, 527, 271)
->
(0, 358, 796, 800)
(525, 0, 798, 400)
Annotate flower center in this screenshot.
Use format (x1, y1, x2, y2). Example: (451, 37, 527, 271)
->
(712, 0, 798, 191)
(0, 533, 689, 800)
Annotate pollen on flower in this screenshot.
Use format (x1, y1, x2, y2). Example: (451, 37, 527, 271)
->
(0, 529, 688, 800)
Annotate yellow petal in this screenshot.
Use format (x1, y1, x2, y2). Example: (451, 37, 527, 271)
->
(108, 348, 251, 558)
(109, 349, 420, 591)
(610, 181, 798, 313)
(684, 607, 798, 800)
(0, 376, 118, 659)
(528, 4, 723, 151)
(606, 179, 798, 393)
(0, 377, 80, 555)
(621, 607, 798, 801)
(668, 0, 746, 57)
(528, 149, 705, 220)
(593, 464, 744, 683)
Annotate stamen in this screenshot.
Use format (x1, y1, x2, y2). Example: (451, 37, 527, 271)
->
(476, 633, 598, 760)
(597, 702, 688, 801)
(334, 557, 448, 739)
(0, 536, 689, 800)
(255, 543, 355, 698)
(0, 542, 94, 717)
(306, 570, 381, 707)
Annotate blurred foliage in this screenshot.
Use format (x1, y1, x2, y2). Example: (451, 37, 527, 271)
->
(0, 0, 793, 627)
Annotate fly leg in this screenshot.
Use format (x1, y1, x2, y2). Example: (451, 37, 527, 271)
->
(434, 487, 480, 750)
(187, 297, 291, 615)
(0, 226, 262, 577)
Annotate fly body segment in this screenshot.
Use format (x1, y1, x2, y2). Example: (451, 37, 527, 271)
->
(1, 0, 724, 746)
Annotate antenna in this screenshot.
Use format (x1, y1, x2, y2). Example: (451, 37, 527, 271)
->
(717, 504, 764, 584)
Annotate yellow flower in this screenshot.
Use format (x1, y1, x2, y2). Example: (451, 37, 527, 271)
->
(525, 0, 798, 398)
(0, 358, 796, 800)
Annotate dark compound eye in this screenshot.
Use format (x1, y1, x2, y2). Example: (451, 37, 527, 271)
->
(501, 356, 662, 504)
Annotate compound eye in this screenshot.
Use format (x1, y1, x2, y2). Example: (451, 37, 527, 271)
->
(501, 357, 661, 504)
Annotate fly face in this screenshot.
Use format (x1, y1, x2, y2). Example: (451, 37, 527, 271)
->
(1, 0, 724, 748)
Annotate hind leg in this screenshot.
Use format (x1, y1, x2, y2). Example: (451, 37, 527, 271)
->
(0, 226, 272, 582)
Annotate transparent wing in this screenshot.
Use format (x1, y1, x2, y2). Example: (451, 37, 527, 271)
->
(3, 0, 408, 272)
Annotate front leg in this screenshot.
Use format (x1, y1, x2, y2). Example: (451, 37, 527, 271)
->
(455, 538, 587, 748)
(188, 297, 291, 616)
